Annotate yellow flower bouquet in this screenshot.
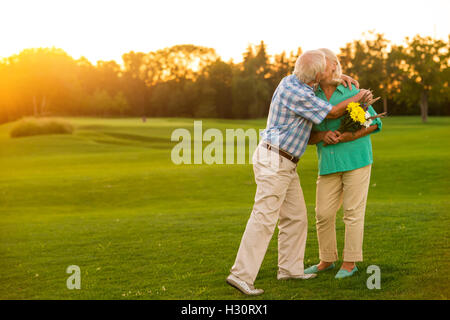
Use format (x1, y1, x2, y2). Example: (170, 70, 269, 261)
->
(337, 92, 385, 133)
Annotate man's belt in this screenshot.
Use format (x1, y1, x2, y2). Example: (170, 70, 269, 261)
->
(262, 143, 299, 164)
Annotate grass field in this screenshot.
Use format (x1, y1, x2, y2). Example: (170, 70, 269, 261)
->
(0, 116, 449, 300)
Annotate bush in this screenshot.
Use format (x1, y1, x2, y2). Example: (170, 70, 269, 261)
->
(10, 117, 74, 138)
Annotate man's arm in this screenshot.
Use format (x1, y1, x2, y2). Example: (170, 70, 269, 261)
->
(326, 89, 372, 119)
(308, 130, 339, 145)
(308, 131, 325, 145)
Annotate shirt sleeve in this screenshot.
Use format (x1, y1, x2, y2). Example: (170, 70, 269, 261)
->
(284, 89, 333, 125)
(367, 106, 382, 133)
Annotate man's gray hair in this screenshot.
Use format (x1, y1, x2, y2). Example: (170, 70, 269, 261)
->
(293, 50, 326, 83)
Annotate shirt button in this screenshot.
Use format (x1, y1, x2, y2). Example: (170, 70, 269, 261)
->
(331, 151, 334, 154)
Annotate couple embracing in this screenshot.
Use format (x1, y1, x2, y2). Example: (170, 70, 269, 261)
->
(226, 48, 382, 295)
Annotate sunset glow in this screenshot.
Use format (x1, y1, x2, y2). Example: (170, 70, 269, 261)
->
(1, 0, 449, 64)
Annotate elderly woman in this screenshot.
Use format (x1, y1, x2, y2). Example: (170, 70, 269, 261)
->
(304, 48, 382, 279)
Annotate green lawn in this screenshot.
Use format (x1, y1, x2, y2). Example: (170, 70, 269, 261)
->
(0, 116, 449, 300)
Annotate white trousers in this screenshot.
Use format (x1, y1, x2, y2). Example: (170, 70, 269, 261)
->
(315, 164, 372, 262)
(230, 144, 308, 284)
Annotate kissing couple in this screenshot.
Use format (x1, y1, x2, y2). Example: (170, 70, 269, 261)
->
(226, 48, 382, 295)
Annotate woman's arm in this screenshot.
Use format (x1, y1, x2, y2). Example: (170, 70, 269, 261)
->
(335, 124, 379, 143)
(308, 130, 339, 145)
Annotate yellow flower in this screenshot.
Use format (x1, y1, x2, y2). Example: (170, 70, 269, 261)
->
(347, 102, 366, 124)
(346, 102, 360, 112)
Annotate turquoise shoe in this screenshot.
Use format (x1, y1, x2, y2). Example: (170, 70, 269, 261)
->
(335, 266, 358, 279)
(304, 263, 335, 274)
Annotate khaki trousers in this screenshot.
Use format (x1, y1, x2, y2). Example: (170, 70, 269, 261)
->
(315, 164, 371, 262)
(230, 144, 308, 285)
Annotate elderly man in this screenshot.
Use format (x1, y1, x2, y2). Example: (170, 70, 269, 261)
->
(226, 50, 371, 295)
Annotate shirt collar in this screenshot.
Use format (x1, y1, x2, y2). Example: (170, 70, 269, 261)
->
(291, 74, 314, 92)
(335, 84, 346, 94)
(316, 84, 324, 94)
(303, 82, 314, 91)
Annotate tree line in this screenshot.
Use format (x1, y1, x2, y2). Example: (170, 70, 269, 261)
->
(0, 32, 448, 124)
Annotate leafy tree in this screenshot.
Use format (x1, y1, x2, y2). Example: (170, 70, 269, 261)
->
(232, 41, 271, 118)
(0, 36, 448, 123)
(95, 60, 122, 95)
(339, 32, 396, 113)
(149, 45, 218, 82)
(197, 59, 234, 118)
(391, 35, 450, 122)
(0, 47, 80, 120)
(121, 51, 150, 116)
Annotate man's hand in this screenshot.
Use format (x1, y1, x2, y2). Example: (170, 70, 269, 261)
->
(340, 74, 359, 90)
(355, 89, 373, 102)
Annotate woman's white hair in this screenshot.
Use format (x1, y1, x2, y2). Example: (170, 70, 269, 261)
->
(293, 50, 326, 83)
(318, 48, 342, 84)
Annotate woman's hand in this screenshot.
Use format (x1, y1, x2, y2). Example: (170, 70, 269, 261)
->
(322, 131, 340, 146)
(334, 130, 354, 143)
(335, 125, 379, 144)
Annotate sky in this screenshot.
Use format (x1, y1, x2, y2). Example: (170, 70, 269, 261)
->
(1, 0, 449, 65)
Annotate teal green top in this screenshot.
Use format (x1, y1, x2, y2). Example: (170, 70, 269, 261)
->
(313, 84, 382, 176)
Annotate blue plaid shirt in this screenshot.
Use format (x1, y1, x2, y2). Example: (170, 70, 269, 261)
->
(260, 75, 332, 158)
